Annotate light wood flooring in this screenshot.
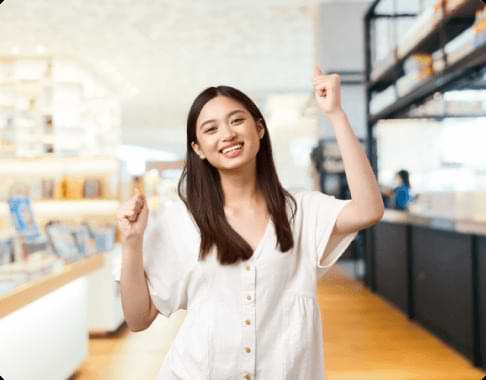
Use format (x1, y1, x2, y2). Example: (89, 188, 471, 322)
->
(72, 265, 485, 379)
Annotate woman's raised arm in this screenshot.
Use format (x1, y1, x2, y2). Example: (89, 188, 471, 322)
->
(313, 66, 384, 234)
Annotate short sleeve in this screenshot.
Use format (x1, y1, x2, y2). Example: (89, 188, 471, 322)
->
(113, 204, 188, 318)
(304, 191, 358, 276)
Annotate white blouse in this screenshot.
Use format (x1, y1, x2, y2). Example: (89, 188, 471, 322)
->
(115, 191, 357, 380)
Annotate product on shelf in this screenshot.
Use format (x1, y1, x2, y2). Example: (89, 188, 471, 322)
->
(370, 85, 397, 116)
(0, 237, 14, 265)
(91, 224, 116, 252)
(7, 196, 40, 242)
(445, 27, 475, 65)
(0, 251, 63, 295)
(403, 54, 434, 79)
(432, 49, 446, 73)
(474, 7, 486, 47)
(397, 7, 440, 59)
(45, 221, 87, 262)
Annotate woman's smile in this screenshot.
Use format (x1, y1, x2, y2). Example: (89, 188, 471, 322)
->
(220, 142, 244, 158)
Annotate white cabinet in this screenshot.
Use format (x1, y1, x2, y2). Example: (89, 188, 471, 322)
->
(87, 246, 125, 333)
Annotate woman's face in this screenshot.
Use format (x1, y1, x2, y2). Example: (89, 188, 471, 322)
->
(191, 96, 265, 171)
(393, 174, 402, 187)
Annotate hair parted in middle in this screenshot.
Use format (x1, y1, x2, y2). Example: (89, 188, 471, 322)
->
(177, 85, 297, 265)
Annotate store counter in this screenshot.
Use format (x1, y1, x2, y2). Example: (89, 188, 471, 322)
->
(381, 208, 486, 236)
(0, 252, 123, 380)
(371, 209, 486, 370)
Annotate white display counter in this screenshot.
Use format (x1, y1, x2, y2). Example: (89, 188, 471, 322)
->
(0, 255, 103, 380)
(87, 246, 125, 333)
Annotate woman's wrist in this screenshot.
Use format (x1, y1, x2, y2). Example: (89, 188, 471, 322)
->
(123, 235, 144, 253)
(325, 108, 346, 123)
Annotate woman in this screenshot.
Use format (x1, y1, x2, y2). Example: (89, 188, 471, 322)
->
(116, 67, 384, 379)
(382, 169, 412, 211)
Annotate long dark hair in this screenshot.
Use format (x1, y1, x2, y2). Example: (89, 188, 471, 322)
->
(177, 85, 297, 265)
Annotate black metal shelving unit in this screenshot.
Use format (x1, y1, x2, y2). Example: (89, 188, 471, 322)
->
(363, 0, 486, 370)
(363, 0, 486, 288)
(366, 1, 486, 119)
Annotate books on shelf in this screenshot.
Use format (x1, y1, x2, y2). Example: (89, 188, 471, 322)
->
(0, 251, 64, 295)
(7, 196, 40, 242)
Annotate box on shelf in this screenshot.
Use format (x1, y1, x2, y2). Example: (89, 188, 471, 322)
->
(403, 54, 434, 78)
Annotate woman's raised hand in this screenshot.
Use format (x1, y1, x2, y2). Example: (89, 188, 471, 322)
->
(117, 188, 149, 241)
(313, 66, 343, 117)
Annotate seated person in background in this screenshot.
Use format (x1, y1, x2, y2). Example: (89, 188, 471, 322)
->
(381, 169, 412, 211)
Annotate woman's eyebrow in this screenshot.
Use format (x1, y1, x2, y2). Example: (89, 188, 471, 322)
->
(199, 109, 246, 129)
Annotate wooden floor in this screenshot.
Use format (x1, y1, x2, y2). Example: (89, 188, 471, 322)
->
(73, 265, 485, 380)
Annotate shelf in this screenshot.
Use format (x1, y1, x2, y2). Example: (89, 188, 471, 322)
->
(0, 254, 103, 318)
(369, 40, 486, 123)
(368, 0, 483, 91)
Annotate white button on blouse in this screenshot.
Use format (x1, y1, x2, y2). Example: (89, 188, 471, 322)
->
(114, 191, 357, 379)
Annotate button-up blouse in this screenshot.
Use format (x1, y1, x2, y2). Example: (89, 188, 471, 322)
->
(115, 191, 358, 380)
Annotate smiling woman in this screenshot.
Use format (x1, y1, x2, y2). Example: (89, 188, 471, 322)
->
(117, 78, 382, 380)
(183, 86, 296, 265)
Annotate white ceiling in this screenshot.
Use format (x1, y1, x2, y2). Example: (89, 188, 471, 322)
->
(0, 0, 319, 135)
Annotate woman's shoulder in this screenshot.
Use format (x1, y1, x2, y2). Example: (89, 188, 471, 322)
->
(286, 190, 338, 220)
(289, 190, 335, 203)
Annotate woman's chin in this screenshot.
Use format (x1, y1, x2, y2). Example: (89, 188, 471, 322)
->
(215, 156, 252, 172)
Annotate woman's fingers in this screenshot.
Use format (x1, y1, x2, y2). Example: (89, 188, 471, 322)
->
(314, 80, 329, 98)
(118, 204, 141, 221)
(117, 190, 147, 220)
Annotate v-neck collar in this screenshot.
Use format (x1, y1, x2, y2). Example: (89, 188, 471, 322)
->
(248, 217, 273, 262)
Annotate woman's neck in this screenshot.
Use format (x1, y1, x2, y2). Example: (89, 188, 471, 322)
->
(219, 164, 263, 212)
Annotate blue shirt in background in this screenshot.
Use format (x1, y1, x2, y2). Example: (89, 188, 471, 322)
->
(393, 185, 411, 210)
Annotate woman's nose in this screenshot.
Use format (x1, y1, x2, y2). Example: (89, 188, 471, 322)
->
(221, 125, 237, 141)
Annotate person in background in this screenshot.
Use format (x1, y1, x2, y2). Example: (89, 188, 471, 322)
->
(382, 169, 412, 210)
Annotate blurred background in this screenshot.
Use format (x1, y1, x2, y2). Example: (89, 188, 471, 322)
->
(0, 0, 485, 379)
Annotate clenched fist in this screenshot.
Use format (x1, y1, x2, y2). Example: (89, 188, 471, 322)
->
(313, 66, 343, 117)
(117, 189, 149, 241)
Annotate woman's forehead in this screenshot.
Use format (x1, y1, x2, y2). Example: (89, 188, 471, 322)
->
(198, 96, 247, 122)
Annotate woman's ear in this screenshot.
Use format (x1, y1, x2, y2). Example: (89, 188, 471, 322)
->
(191, 141, 206, 160)
(257, 119, 265, 139)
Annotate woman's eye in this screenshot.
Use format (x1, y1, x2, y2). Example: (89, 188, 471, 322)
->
(206, 127, 216, 133)
(232, 118, 244, 124)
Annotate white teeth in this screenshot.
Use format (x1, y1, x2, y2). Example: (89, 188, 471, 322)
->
(221, 144, 243, 154)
